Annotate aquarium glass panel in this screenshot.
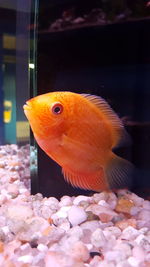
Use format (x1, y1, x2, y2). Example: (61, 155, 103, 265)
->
(0, 0, 38, 192)
(33, 0, 150, 199)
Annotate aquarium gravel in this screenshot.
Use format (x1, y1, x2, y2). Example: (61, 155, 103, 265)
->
(0, 145, 150, 266)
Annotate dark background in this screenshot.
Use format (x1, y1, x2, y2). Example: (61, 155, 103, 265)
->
(35, 0, 150, 199)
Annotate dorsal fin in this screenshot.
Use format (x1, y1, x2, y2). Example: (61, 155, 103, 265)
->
(81, 93, 130, 147)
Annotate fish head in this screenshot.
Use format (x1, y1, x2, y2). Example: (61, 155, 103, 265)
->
(23, 91, 76, 141)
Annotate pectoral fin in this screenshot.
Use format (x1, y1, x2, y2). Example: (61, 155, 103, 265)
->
(62, 166, 109, 192)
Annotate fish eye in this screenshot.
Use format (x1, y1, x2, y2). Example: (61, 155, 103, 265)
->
(51, 102, 63, 115)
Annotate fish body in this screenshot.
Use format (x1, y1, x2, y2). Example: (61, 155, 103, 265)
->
(23, 91, 132, 191)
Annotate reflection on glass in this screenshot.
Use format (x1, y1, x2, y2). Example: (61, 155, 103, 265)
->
(0, 0, 38, 193)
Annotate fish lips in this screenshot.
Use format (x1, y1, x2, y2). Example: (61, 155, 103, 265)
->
(23, 101, 32, 117)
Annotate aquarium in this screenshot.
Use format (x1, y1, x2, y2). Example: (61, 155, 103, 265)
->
(37, 0, 150, 199)
(0, 0, 150, 266)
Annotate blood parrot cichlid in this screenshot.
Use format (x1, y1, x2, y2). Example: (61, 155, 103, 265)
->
(23, 91, 133, 191)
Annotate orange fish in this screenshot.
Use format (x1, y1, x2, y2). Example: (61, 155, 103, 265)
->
(23, 91, 133, 191)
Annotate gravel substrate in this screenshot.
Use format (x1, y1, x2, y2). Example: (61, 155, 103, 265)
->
(0, 144, 150, 267)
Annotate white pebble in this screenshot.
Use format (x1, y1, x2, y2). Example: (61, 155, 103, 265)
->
(59, 196, 72, 207)
(18, 255, 33, 263)
(103, 226, 121, 238)
(37, 243, 48, 252)
(7, 204, 33, 220)
(98, 200, 111, 208)
(45, 197, 59, 210)
(59, 221, 70, 231)
(138, 210, 150, 221)
(20, 243, 30, 250)
(142, 200, 150, 210)
(68, 205, 87, 226)
(19, 188, 28, 194)
(121, 226, 139, 240)
(1, 226, 9, 234)
(91, 228, 106, 247)
(132, 246, 145, 262)
(73, 195, 92, 206)
(130, 206, 141, 216)
(116, 261, 131, 267)
(56, 206, 71, 218)
(105, 250, 125, 262)
(127, 256, 141, 266)
(135, 234, 150, 251)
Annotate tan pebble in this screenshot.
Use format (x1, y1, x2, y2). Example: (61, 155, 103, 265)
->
(99, 213, 113, 223)
(3, 261, 16, 267)
(0, 241, 4, 253)
(115, 197, 134, 214)
(47, 218, 54, 225)
(115, 218, 137, 230)
(8, 161, 20, 167)
(86, 211, 99, 221)
(9, 176, 18, 183)
(42, 226, 52, 236)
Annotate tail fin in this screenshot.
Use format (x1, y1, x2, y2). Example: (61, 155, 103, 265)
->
(105, 153, 134, 190)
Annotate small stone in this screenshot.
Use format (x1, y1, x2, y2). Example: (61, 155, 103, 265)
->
(6, 204, 33, 220)
(103, 226, 121, 238)
(7, 184, 19, 197)
(0, 241, 4, 253)
(44, 197, 59, 211)
(132, 246, 145, 262)
(37, 243, 48, 252)
(73, 17, 85, 24)
(142, 200, 150, 210)
(81, 229, 91, 244)
(55, 206, 71, 219)
(139, 227, 148, 234)
(98, 200, 110, 208)
(73, 195, 92, 206)
(105, 250, 126, 262)
(121, 226, 139, 240)
(93, 192, 108, 203)
(127, 256, 141, 266)
(18, 255, 34, 264)
(128, 193, 144, 206)
(115, 197, 134, 214)
(59, 221, 70, 231)
(86, 211, 99, 221)
(135, 234, 150, 251)
(90, 251, 101, 258)
(68, 205, 87, 226)
(86, 204, 117, 222)
(1, 226, 9, 235)
(68, 226, 83, 239)
(115, 218, 137, 230)
(91, 228, 106, 248)
(96, 260, 115, 267)
(70, 241, 90, 262)
(138, 210, 150, 221)
(116, 261, 131, 267)
(107, 192, 117, 209)
(130, 206, 141, 216)
(59, 196, 72, 207)
(114, 242, 132, 258)
(89, 255, 102, 266)
(45, 251, 85, 267)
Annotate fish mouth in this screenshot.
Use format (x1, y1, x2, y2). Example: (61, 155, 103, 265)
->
(23, 101, 32, 111)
